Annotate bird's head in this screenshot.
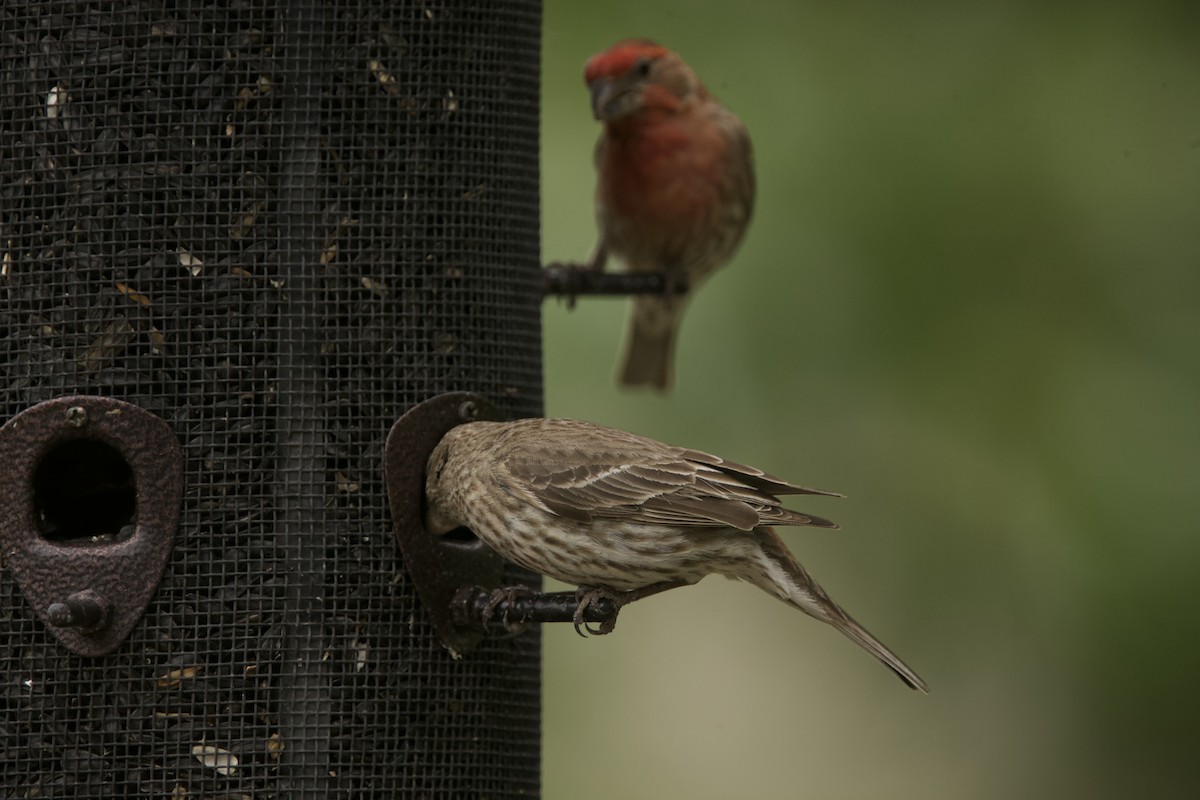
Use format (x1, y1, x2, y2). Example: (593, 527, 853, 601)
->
(584, 39, 701, 123)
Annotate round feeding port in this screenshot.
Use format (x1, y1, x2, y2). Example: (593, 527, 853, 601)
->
(33, 439, 136, 543)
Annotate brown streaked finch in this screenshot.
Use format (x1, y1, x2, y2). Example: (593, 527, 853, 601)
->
(583, 39, 755, 392)
(424, 417, 927, 692)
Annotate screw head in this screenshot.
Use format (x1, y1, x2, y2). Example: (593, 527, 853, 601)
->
(65, 406, 87, 428)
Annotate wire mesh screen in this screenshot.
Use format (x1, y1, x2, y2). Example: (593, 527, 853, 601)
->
(1, 1, 542, 797)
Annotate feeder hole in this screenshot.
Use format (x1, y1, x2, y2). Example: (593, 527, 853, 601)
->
(33, 439, 136, 543)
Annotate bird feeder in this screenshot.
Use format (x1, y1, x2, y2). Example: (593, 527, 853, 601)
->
(0, 1, 542, 796)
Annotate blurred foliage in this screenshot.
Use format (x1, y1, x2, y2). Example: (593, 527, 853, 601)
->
(538, 1, 1200, 798)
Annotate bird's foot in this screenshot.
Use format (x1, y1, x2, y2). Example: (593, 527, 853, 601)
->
(573, 585, 623, 637)
(482, 585, 536, 634)
(572, 580, 689, 637)
(541, 262, 684, 306)
(541, 261, 592, 309)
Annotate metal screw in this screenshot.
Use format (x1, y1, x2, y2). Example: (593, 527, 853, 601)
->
(46, 590, 110, 631)
(65, 406, 87, 428)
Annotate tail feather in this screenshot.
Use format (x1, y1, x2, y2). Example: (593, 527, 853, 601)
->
(829, 611, 929, 693)
(618, 299, 680, 392)
(751, 528, 928, 692)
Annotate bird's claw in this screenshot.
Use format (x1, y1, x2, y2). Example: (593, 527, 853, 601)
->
(573, 585, 621, 637)
(482, 586, 534, 634)
(542, 261, 595, 309)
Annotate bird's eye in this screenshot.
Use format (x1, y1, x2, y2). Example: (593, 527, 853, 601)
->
(633, 58, 652, 79)
(457, 400, 479, 421)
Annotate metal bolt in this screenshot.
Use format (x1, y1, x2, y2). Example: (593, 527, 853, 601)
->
(46, 590, 110, 631)
(65, 406, 87, 428)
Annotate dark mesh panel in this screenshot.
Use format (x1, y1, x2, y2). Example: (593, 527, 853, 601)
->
(1, 1, 542, 797)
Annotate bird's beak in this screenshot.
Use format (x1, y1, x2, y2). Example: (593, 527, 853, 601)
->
(589, 77, 616, 120)
(589, 77, 640, 121)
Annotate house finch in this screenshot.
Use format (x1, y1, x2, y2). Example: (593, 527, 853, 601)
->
(584, 39, 755, 392)
(425, 417, 927, 692)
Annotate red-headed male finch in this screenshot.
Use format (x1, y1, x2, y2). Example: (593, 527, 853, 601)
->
(583, 39, 755, 392)
(424, 417, 927, 692)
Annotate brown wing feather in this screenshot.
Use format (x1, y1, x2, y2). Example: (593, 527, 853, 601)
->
(680, 448, 842, 497)
(501, 419, 838, 530)
(642, 495, 762, 530)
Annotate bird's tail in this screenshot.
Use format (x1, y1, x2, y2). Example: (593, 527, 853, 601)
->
(749, 528, 928, 692)
(618, 298, 681, 392)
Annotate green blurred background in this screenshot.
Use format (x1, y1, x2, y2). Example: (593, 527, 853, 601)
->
(538, 1, 1200, 798)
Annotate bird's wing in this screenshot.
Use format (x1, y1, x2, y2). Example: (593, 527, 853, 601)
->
(505, 430, 835, 530)
(681, 449, 842, 498)
(716, 104, 756, 223)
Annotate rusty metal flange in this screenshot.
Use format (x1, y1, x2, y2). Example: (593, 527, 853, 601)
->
(0, 396, 183, 657)
(384, 392, 507, 657)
